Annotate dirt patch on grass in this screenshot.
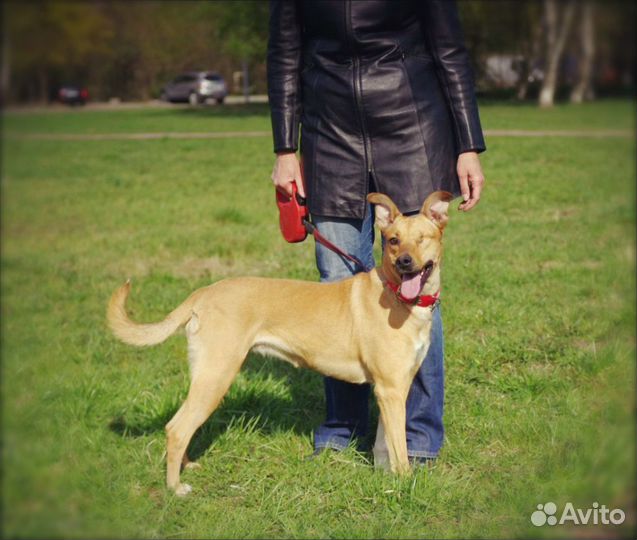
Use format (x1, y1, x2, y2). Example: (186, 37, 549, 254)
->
(538, 259, 603, 271)
(173, 256, 242, 278)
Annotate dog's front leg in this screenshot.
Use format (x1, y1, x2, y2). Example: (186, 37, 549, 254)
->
(374, 385, 410, 474)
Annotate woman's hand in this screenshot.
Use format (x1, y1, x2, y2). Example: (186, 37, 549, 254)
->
(457, 151, 485, 211)
(271, 152, 305, 198)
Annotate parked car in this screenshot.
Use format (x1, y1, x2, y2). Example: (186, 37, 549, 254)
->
(57, 85, 88, 106)
(160, 71, 228, 105)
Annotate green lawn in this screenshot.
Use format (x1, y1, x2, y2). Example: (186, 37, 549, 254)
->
(3, 98, 634, 135)
(1, 101, 635, 539)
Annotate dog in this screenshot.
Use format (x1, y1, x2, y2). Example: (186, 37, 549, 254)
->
(107, 191, 453, 496)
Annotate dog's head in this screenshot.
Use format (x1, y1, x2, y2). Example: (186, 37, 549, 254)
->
(367, 191, 453, 302)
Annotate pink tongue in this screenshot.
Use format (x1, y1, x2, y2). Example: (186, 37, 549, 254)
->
(400, 272, 422, 301)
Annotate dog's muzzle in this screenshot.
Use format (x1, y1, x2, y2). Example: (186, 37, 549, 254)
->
(397, 260, 435, 301)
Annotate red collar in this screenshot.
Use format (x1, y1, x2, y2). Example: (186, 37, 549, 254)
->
(385, 280, 440, 308)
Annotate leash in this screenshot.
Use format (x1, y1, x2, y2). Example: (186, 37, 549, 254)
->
(303, 218, 439, 309)
(276, 183, 370, 271)
(276, 184, 438, 306)
(302, 218, 372, 272)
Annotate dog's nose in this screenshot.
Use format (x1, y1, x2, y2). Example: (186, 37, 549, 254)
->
(396, 254, 413, 270)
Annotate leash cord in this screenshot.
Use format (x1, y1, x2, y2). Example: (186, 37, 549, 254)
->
(302, 219, 372, 273)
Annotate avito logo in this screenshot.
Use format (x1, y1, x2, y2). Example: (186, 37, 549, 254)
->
(531, 501, 625, 527)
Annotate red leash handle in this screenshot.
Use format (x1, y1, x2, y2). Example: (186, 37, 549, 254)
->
(276, 184, 309, 243)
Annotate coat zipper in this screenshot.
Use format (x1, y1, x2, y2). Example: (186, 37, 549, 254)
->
(345, 1, 372, 176)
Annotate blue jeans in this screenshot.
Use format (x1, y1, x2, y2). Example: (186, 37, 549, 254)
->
(312, 207, 445, 458)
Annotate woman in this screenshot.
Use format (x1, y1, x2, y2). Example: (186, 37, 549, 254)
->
(267, 0, 485, 462)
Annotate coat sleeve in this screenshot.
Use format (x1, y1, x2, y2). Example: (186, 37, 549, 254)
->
(420, 0, 486, 155)
(267, 0, 302, 154)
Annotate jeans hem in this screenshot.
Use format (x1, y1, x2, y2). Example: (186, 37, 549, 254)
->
(407, 450, 439, 459)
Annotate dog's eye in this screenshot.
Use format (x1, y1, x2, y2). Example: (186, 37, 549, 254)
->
(389, 237, 400, 246)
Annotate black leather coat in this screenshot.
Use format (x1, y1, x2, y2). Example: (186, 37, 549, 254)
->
(267, 0, 486, 219)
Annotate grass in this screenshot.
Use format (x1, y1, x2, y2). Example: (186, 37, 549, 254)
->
(1, 100, 635, 539)
(3, 98, 634, 135)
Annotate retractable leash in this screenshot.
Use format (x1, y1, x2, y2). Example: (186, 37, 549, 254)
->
(275, 183, 439, 309)
(275, 183, 371, 272)
(302, 219, 371, 272)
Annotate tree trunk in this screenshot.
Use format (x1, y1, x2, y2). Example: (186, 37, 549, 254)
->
(242, 58, 250, 104)
(38, 69, 49, 104)
(517, 14, 543, 101)
(1, 28, 10, 105)
(539, 0, 576, 108)
(570, 1, 595, 103)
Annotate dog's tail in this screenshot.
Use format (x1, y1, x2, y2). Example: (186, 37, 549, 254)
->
(107, 280, 200, 347)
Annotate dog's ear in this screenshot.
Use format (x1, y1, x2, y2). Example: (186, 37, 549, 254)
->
(367, 193, 401, 230)
(421, 191, 454, 230)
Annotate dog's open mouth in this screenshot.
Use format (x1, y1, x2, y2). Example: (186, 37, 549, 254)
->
(399, 260, 434, 301)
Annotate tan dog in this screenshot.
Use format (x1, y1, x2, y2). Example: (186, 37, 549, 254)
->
(107, 191, 453, 496)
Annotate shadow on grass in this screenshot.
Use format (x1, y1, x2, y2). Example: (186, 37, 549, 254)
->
(109, 352, 380, 460)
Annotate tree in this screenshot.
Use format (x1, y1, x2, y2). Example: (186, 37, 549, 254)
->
(569, 1, 595, 103)
(3, 0, 632, 105)
(459, 1, 543, 97)
(5, 2, 112, 102)
(515, 3, 544, 101)
(1, 8, 10, 105)
(210, 1, 269, 102)
(538, 0, 577, 107)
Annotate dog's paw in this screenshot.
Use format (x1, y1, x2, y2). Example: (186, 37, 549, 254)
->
(184, 461, 201, 470)
(175, 483, 193, 497)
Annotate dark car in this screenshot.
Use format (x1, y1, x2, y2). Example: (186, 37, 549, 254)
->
(160, 71, 228, 105)
(57, 85, 88, 106)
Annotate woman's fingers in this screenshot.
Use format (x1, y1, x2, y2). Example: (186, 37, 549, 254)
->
(457, 152, 485, 212)
(271, 153, 304, 197)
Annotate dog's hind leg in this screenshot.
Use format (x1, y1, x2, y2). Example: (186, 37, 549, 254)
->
(165, 329, 249, 496)
(181, 453, 201, 470)
(372, 417, 390, 470)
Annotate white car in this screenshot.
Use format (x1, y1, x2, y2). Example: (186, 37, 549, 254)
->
(161, 71, 228, 105)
